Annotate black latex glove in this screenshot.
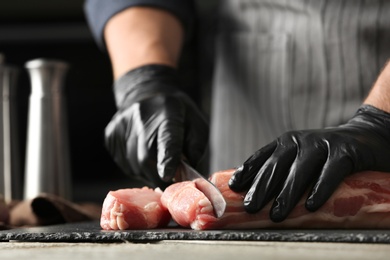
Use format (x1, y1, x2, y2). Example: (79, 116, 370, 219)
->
(229, 105, 390, 222)
(105, 64, 209, 188)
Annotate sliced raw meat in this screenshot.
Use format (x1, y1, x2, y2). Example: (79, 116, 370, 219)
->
(100, 187, 171, 230)
(161, 169, 390, 230)
(160, 181, 215, 228)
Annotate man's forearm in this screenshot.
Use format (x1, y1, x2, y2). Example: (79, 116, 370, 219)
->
(104, 7, 184, 80)
(364, 61, 390, 113)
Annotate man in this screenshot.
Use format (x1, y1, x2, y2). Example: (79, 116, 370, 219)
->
(84, 0, 390, 222)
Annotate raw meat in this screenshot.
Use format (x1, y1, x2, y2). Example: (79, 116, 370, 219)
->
(161, 169, 390, 230)
(160, 181, 215, 228)
(100, 187, 171, 230)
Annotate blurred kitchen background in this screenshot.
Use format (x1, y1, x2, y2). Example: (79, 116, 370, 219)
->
(0, 0, 139, 203)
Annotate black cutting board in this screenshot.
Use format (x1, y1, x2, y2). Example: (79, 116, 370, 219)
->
(1, 221, 390, 243)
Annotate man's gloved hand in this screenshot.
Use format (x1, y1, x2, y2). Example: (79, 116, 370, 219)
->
(105, 64, 209, 188)
(228, 105, 390, 222)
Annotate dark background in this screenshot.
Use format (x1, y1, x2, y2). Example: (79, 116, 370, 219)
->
(0, 0, 137, 203)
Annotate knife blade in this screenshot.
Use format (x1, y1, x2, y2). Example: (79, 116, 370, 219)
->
(179, 161, 226, 218)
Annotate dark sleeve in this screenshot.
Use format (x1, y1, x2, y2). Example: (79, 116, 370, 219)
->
(84, 0, 196, 50)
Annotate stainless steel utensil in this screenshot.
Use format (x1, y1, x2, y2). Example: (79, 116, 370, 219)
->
(0, 63, 21, 202)
(23, 58, 72, 200)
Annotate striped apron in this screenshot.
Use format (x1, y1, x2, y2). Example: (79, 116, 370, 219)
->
(208, 0, 390, 172)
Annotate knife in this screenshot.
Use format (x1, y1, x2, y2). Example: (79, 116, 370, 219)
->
(178, 161, 226, 218)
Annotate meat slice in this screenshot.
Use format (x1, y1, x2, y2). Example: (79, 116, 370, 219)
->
(161, 169, 390, 230)
(100, 187, 171, 230)
(160, 181, 215, 229)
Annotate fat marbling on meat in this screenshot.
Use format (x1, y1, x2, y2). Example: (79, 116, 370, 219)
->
(161, 169, 390, 230)
(100, 169, 390, 230)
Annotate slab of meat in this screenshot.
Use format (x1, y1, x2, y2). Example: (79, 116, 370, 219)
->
(100, 187, 171, 230)
(161, 169, 390, 230)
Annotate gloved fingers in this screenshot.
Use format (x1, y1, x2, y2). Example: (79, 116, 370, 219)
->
(228, 141, 277, 192)
(104, 111, 139, 176)
(243, 143, 297, 213)
(156, 118, 185, 183)
(270, 148, 327, 222)
(305, 155, 353, 212)
(183, 113, 209, 174)
(136, 127, 162, 184)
